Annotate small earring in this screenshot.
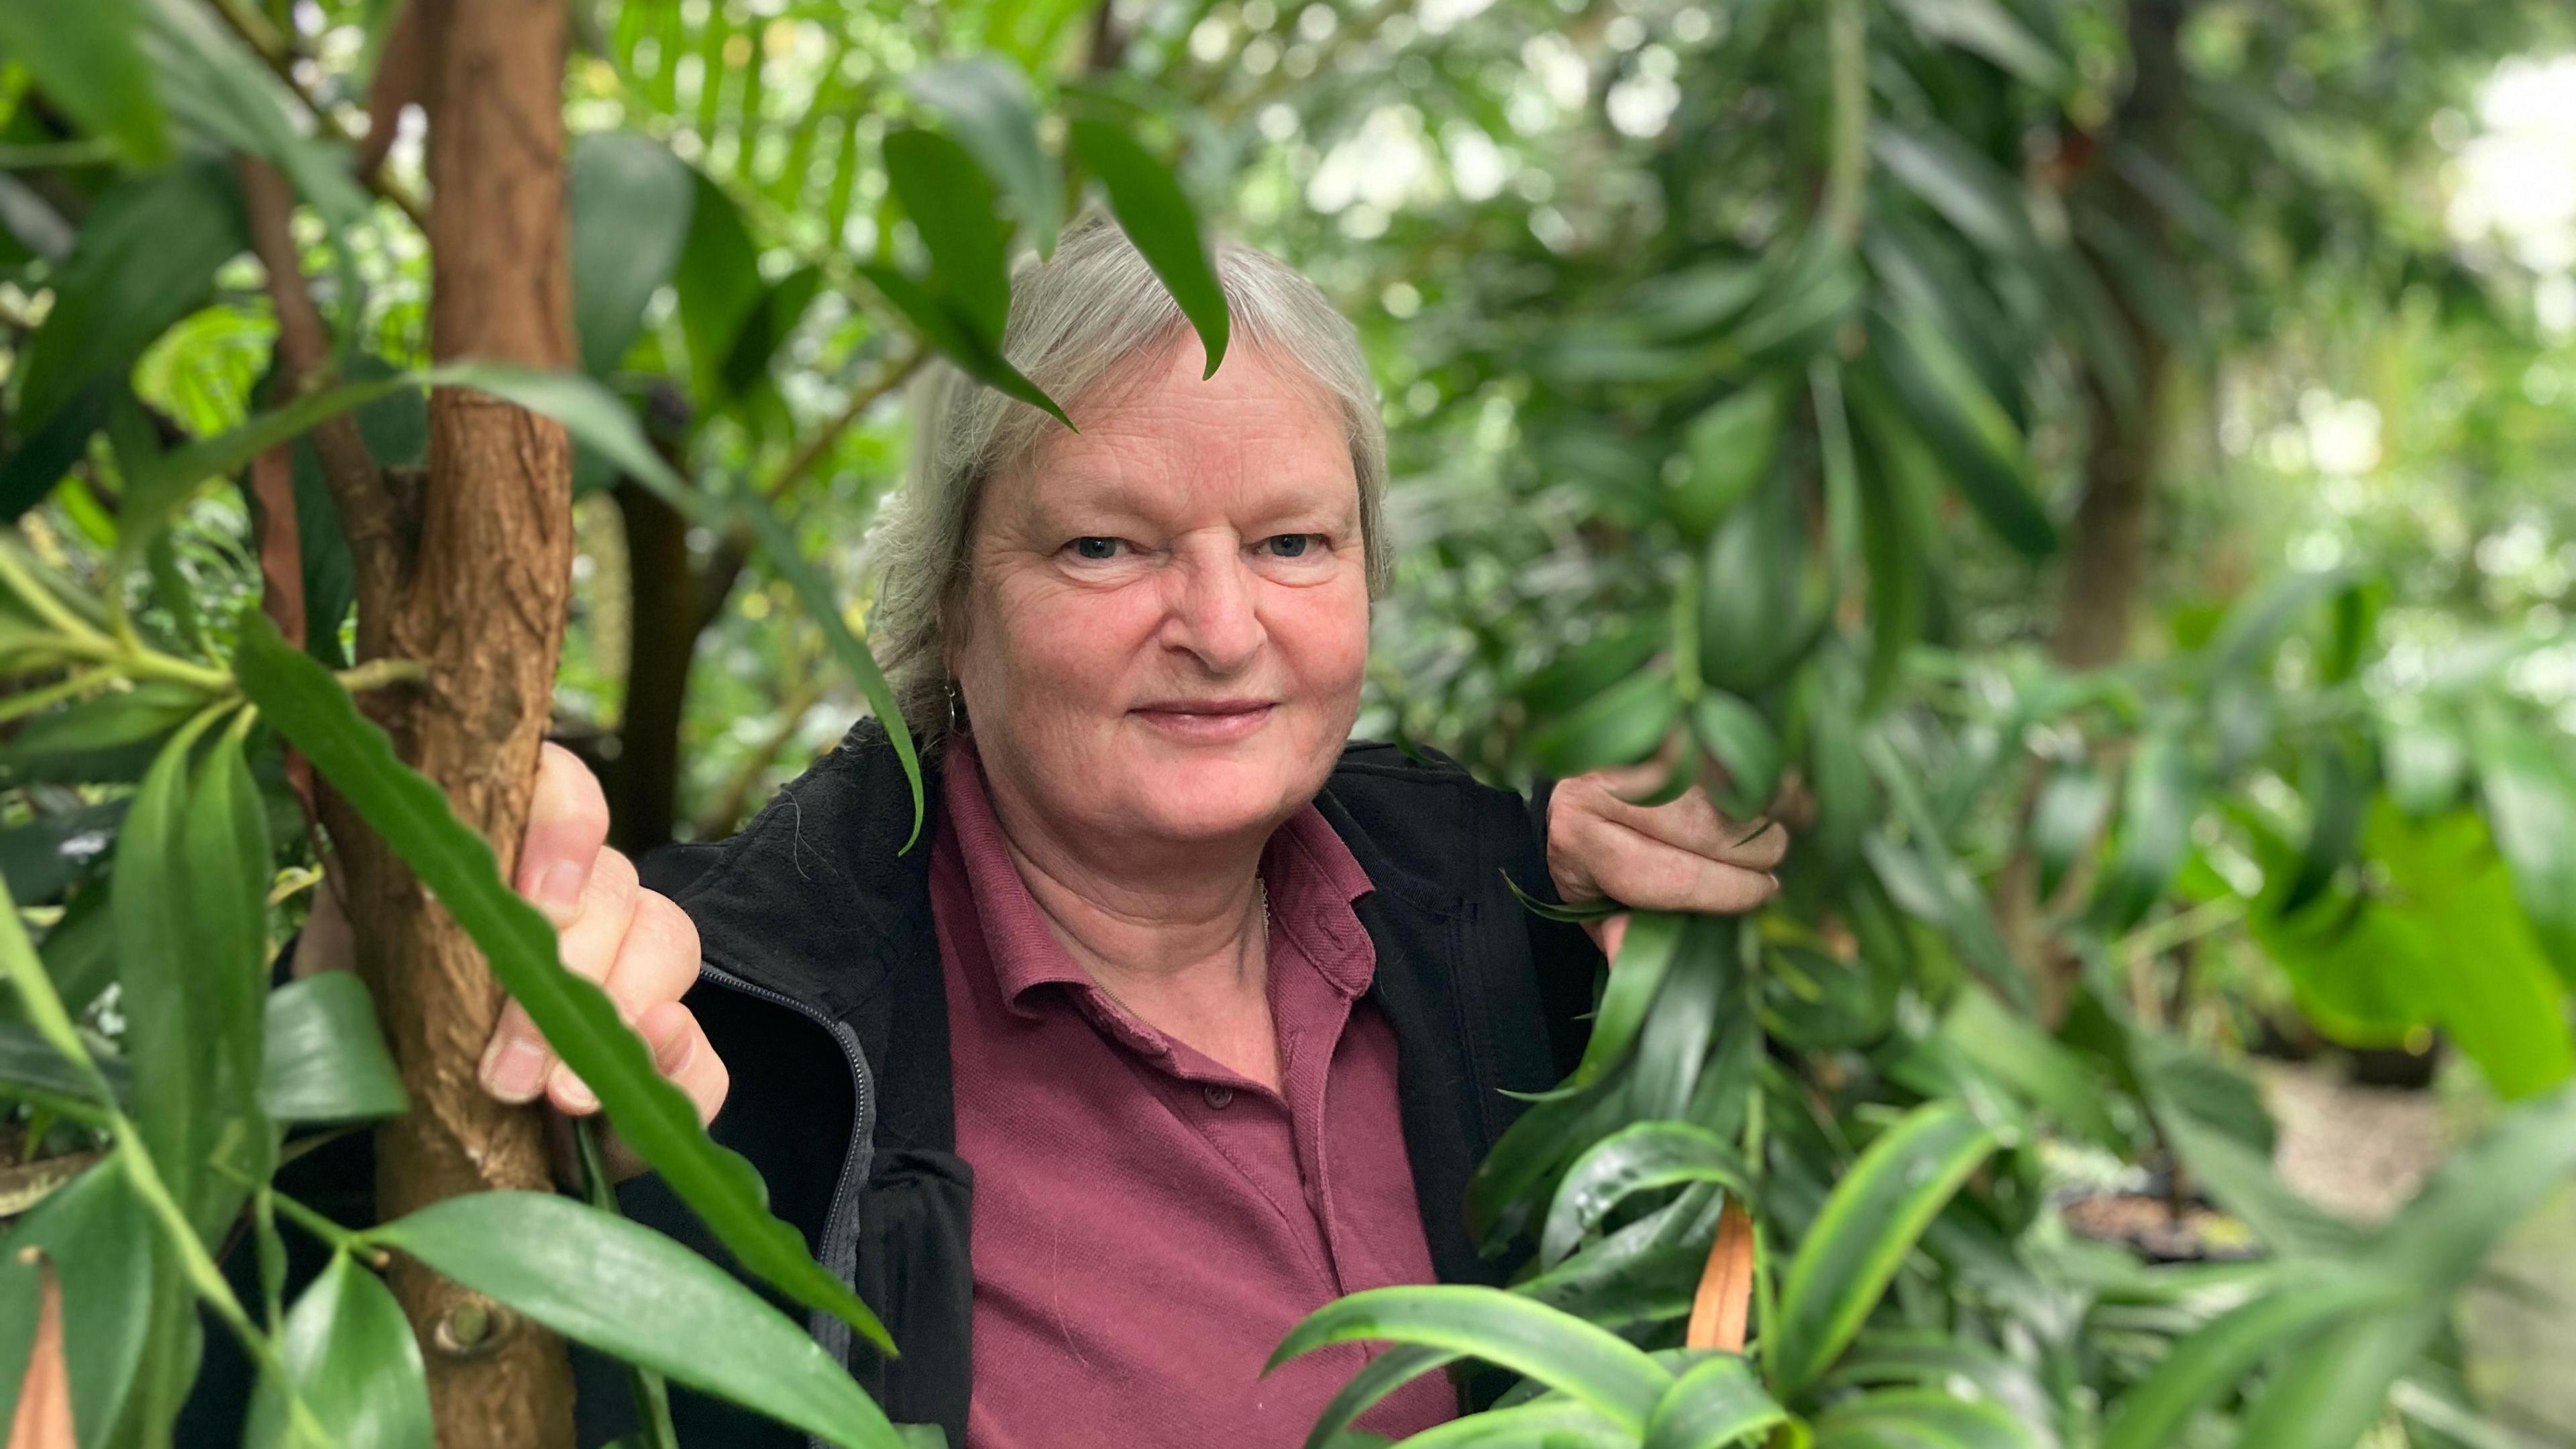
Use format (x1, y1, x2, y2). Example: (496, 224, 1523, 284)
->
(946, 681, 967, 737)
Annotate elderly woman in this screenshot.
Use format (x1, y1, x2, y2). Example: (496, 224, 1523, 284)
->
(490, 217, 1787, 1448)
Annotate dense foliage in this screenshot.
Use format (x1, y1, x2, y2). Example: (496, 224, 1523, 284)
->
(0, 1, 2572, 1448)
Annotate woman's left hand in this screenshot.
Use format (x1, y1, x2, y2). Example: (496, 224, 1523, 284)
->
(1546, 762, 1790, 960)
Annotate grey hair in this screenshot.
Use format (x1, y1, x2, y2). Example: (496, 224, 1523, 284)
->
(867, 213, 1392, 754)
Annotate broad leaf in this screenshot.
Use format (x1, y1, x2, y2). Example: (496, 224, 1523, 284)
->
(260, 972, 410, 1125)
(2473, 710, 2576, 991)
(0, 1158, 155, 1449)
(0, 0, 170, 166)
(1068, 119, 1229, 376)
(909, 59, 1063, 258)
(1271, 1285, 1674, 1433)
(242, 1252, 433, 1449)
(235, 616, 894, 1353)
(1772, 1101, 2000, 1393)
(370, 1193, 903, 1449)
(1642, 1353, 1785, 1449)
(885, 127, 1014, 343)
(570, 132, 698, 378)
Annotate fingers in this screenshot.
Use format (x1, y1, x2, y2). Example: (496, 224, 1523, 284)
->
(1585, 775, 1791, 872)
(519, 742, 612, 924)
(546, 889, 702, 1114)
(480, 843, 639, 1104)
(1583, 911, 1631, 964)
(637, 1000, 729, 1124)
(1560, 810, 1780, 917)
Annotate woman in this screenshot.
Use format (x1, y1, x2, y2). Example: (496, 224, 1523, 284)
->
(490, 217, 1788, 1448)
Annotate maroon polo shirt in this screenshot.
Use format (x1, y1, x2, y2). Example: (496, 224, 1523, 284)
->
(930, 743, 1453, 1448)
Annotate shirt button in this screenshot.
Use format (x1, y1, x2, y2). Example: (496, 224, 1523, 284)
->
(1202, 1085, 1235, 1110)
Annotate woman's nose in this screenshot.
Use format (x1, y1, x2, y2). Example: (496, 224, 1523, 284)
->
(1163, 548, 1264, 672)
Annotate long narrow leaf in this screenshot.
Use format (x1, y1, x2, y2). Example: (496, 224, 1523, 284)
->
(234, 616, 895, 1354)
(370, 1193, 902, 1449)
(2096, 1271, 2404, 1449)
(1270, 1286, 1674, 1433)
(1772, 1102, 1999, 1393)
(1642, 1353, 1785, 1449)
(1542, 1123, 1754, 1269)
(1069, 118, 1229, 376)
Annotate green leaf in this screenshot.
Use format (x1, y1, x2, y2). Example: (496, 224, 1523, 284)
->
(1811, 1389, 2041, 1449)
(2090, 724, 2192, 932)
(117, 712, 273, 1246)
(1863, 303, 2054, 558)
(1269, 1285, 1673, 1432)
(857, 262, 1070, 427)
(885, 127, 1014, 343)
(1885, 0, 2067, 90)
(1939, 987, 2118, 1146)
(121, 373, 421, 566)
(2096, 1269, 2405, 1449)
(234, 616, 896, 1354)
(137, 0, 370, 226)
(673, 170, 765, 404)
(1629, 918, 1740, 1120)
(2366, 806, 2574, 1099)
(1670, 384, 1785, 541)
(1772, 1102, 2000, 1393)
(0, 1019, 126, 1106)
(1301, 1344, 1460, 1449)
(242, 1252, 433, 1449)
(1530, 669, 1678, 775)
(1520, 617, 1670, 721)
(11, 160, 246, 433)
(0, 803, 127, 905)
(0, 1157, 156, 1449)
(1068, 119, 1229, 376)
(1690, 694, 1782, 820)
(2025, 763, 2107, 903)
(570, 132, 698, 378)
(1385, 1400, 1627, 1446)
(1642, 1353, 1785, 1449)
(2203, 569, 2359, 682)
(0, 0, 171, 167)
(2473, 710, 2576, 991)
(2, 684, 213, 789)
(1467, 1074, 1635, 1254)
(1562, 911, 1688, 1095)
(909, 58, 1063, 258)
(1542, 1123, 1753, 1269)
(369, 1192, 904, 1449)
(260, 973, 409, 1125)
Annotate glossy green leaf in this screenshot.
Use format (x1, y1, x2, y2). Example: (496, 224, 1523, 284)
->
(1068, 119, 1229, 376)
(909, 58, 1063, 258)
(1628, 917, 1739, 1121)
(886, 127, 1014, 343)
(1542, 1123, 1753, 1268)
(570, 132, 698, 377)
(1562, 911, 1688, 1095)
(1467, 1073, 1635, 1253)
(859, 262, 1070, 427)
(117, 713, 272, 1246)
(242, 1252, 433, 1449)
(1642, 1353, 1785, 1449)
(2473, 710, 2576, 991)
(1301, 1344, 1460, 1449)
(11, 160, 246, 433)
(2366, 805, 2573, 1099)
(0, 1019, 126, 1106)
(1388, 1400, 1626, 1446)
(1772, 1102, 2000, 1393)
(0, 0, 170, 166)
(1521, 618, 1670, 721)
(1532, 669, 1678, 775)
(369, 1193, 903, 1449)
(1271, 1286, 1673, 1432)
(260, 972, 410, 1126)
(674, 170, 765, 402)
(1941, 987, 2118, 1145)
(0, 1157, 155, 1449)
(2096, 1269, 2404, 1449)
(1671, 385, 1785, 540)
(235, 616, 895, 1354)
(1690, 694, 1783, 819)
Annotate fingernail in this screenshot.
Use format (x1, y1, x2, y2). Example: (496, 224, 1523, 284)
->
(482, 1034, 548, 1102)
(551, 1063, 598, 1113)
(534, 860, 585, 926)
(1766, 872, 1782, 892)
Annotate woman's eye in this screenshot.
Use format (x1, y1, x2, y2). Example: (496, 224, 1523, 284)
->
(1070, 537, 1122, 561)
(1264, 533, 1321, 559)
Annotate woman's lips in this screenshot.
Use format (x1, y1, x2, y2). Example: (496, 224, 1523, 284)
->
(1131, 701, 1277, 742)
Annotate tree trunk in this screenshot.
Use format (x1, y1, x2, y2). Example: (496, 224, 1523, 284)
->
(606, 478, 702, 854)
(324, 1, 581, 1443)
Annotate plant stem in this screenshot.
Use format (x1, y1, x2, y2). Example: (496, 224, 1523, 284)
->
(273, 1187, 390, 1267)
(333, 657, 430, 693)
(0, 665, 120, 724)
(1821, 0, 1870, 248)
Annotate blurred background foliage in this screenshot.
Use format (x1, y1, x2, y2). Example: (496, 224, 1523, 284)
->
(7, 0, 2576, 1445)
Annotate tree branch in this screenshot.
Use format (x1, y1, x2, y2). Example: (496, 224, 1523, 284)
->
(209, 0, 431, 230)
(237, 157, 407, 602)
(763, 344, 926, 502)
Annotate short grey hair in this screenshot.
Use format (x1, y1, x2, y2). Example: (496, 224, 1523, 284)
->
(867, 213, 1392, 754)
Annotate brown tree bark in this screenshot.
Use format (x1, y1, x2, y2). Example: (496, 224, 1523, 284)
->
(313, 0, 582, 1443)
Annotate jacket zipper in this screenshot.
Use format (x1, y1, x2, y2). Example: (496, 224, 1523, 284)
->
(698, 959, 877, 1409)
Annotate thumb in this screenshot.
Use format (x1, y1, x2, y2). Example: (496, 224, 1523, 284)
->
(518, 742, 610, 927)
(1584, 912, 1631, 965)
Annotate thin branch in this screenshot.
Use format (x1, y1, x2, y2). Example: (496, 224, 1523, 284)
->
(763, 345, 927, 503)
(237, 157, 406, 601)
(209, 0, 431, 230)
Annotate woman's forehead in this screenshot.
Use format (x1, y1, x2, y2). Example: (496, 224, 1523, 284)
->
(1003, 345, 1358, 516)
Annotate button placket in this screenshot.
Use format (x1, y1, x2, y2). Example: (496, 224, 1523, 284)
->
(1201, 1083, 1234, 1110)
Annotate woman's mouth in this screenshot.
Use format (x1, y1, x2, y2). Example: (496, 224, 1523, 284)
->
(1131, 699, 1277, 742)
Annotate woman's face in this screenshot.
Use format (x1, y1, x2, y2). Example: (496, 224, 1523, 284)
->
(952, 336, 1370, 856)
